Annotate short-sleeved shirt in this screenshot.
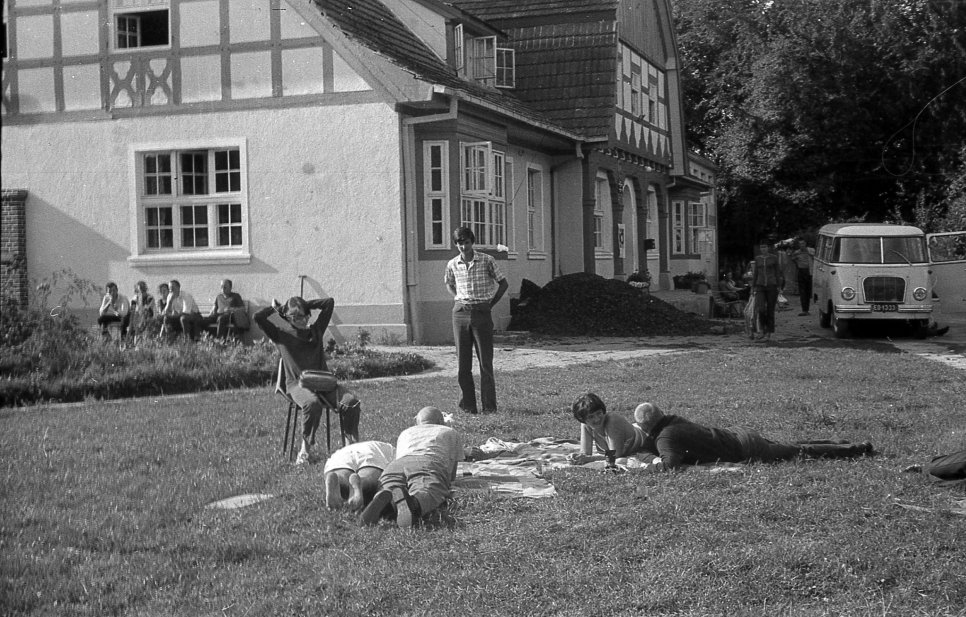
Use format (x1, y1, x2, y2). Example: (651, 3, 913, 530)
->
(212, 291, 244, 315)
(790, 248, 814, 270)
(323, 441, 396, 474)
(444, 251, 506, 304)
(396, 424, 463, 470)
(166, 291, 199, 315)
(580, 413, 649, 458)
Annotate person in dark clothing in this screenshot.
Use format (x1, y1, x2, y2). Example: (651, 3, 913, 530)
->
(631, 402, 873, 471)
(254, 295, 361, 464)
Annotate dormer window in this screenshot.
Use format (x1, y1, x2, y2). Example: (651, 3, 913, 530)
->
(453, 24, 515, 89)
(114, 8, 170, 50)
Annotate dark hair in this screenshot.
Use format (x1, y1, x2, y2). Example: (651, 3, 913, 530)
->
(106, 281, 117, 291)
(571, 392, 606, 423)
(453, 226, 475, 244)
(286, 296, 309, 316)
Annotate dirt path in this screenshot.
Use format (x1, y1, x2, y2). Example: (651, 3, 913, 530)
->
(372, 305, 966, 378)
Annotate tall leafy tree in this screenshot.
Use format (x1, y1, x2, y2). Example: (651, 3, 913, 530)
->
(674, 0, 966, 257)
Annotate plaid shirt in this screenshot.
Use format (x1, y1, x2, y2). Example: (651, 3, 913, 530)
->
(444, 251, 506, 303)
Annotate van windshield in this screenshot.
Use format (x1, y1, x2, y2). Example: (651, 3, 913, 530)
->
(831, 236, 926, 264)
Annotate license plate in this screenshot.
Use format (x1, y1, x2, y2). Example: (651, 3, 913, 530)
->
(871, 303, 898, 312)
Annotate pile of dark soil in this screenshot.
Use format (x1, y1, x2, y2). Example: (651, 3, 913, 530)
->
(508, 273, 715, 336)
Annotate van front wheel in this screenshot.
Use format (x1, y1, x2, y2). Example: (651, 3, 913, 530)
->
(832, 310, 850, 339)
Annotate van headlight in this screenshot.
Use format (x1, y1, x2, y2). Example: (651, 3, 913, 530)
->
(913, 287, 927, 301)
(841, 287, 856, 301)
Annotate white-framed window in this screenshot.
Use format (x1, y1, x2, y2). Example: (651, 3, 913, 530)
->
(496, 48, 515, 88)
(527, 166, 544, 251)
(672, 201, 686, 254)
(423, 141, 450, 249)
(129, 139, 249, 265)
(459, 141, 506, 247)
(464, 35, 515, 89)
(646, 185, 658, 260)
(113, 8, 170, 50)
(689, 202, 709, 254)
(594, 176, 608, 251)
(454, 24, 464, 74)
(631, 68, 642, 118)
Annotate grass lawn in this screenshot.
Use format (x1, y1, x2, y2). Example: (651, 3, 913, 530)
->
(2, 343, 965, 616)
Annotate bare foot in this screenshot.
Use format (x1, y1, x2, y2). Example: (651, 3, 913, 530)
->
(346, 473, 365, 513)
(324, 473, 343, 510)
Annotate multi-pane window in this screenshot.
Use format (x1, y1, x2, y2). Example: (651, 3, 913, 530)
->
(114, 10, 170, 49)
(460, 33, 515, 89)
(672, 201, 686, 254)
(689, 202, 710, 254)
(460, 142, 506, 247)
(527, 167, 543, 251)
(423, 141, 449, 248)
(594, 177, 608, 250)
(135, 143, 247, 257)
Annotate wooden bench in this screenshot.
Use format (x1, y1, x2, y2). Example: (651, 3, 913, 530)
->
(709, 290, 745, 319)
(196, 300, 252, 340)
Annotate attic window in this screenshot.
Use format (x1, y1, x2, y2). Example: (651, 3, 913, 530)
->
(462, 35, 515, 89)
(115, 9, 170, 49)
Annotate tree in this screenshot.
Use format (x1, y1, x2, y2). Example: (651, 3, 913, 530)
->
(674, 0, 966, 258)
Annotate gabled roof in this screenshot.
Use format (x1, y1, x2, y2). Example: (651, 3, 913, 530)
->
(312, 0, 581, 140)
(448, 0, 619, 139)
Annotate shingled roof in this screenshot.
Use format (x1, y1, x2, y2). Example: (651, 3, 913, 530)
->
(448, 0, 620, 139)
(312, 0, 580, 139)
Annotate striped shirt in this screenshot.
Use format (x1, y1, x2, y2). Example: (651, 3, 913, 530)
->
(444, 251, 506, 304)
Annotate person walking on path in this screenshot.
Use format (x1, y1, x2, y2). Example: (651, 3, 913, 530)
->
(444, 227, 508, 414)
(751, 241, 784, 341)
(790, 239, 815, 316)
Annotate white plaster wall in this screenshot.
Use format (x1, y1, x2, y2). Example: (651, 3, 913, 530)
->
(1, 103, 406, 339)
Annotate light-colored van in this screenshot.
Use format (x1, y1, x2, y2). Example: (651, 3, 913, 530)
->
(813, 223, 932, 338)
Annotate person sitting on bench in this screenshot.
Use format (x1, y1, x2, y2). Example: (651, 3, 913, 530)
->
(202, 279, 246, 338)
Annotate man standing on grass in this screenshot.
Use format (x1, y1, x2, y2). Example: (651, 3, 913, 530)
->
(444, 227, 508, 414)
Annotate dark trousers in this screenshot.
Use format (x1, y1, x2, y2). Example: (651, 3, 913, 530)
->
(288, 383, 361, 443)
(97, 314, 127, 337)
(202, 312, 233, 338)
(797, 269, 813, 312)
(755, 286, 779, 334)
(452, 303, 497, 413)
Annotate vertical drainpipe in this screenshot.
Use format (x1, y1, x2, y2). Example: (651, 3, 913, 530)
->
(400, 119, 420, 343)
(400, 96, 459, 343)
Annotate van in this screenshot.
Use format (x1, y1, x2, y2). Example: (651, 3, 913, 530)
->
(813, 223, 932, 338)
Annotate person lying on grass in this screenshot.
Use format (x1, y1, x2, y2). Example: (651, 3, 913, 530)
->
(568, 392, 654, 471)
(324, 441, 396, 512)
(568, 393, 874, 471)
(360, 406, 481, 529)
